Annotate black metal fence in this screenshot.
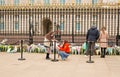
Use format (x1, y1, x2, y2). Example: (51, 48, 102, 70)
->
(0, 5, 120, 45)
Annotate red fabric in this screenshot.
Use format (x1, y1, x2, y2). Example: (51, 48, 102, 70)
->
(59, 43, 70, 54)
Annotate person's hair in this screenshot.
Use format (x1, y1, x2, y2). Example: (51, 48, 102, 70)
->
(62, 40, 68, 48)
(101, 26, 106, 34)
(64, 40, 68, 43)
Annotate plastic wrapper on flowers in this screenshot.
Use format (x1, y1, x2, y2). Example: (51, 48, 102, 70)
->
(27, 43, 46, 53)
(112, 45, 120, 55)
(0, 45, 8, 52)
(0, 43, 120, 55)
(0, 43, 46, 53)
(70, 45, 85, 55)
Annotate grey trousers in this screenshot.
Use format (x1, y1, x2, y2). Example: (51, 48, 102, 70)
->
(86, 41, 95, 55)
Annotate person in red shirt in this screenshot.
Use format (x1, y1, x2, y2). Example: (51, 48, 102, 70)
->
(58, 40, 70, 60)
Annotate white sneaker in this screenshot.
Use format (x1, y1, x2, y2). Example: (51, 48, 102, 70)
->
(84, 55, 88, 57)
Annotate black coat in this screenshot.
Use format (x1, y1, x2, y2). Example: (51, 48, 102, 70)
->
(86, 26, 100, 42)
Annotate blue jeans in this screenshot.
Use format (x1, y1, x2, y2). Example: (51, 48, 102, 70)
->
(58, 51, 69, 60)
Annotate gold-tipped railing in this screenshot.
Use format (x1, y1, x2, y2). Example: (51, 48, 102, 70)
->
(0, 2, 120, 10)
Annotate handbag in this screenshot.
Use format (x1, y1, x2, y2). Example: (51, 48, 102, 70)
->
(44, 38, 50, 47)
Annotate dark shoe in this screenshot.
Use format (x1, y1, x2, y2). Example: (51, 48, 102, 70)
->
(100, 56, 104, 58)
(46, 53, 50, 60)
(46, 57, 51, 60)
(103, 55, 105, 58)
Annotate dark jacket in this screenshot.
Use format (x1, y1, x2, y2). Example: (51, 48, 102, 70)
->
(86, 26, 100, 42)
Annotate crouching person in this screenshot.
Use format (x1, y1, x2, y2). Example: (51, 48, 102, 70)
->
(58, 40, 70, 60)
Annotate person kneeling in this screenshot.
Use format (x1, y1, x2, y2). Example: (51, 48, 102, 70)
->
(58, 40, 70, 60)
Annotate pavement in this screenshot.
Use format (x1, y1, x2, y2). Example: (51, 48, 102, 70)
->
(0, 52, 120, 77)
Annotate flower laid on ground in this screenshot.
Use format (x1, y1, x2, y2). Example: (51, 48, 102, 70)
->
(0, 43, 120, 55)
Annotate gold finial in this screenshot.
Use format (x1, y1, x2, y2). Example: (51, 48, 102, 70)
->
(72, 0, 75, 5)
(72, 3, 75, 6)
(118, 0, 120, 5)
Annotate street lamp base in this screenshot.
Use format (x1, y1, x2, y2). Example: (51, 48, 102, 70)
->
(18, 58, 26, 60)
(51, 59, 59, 62)
(86, 60, 94, 63)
